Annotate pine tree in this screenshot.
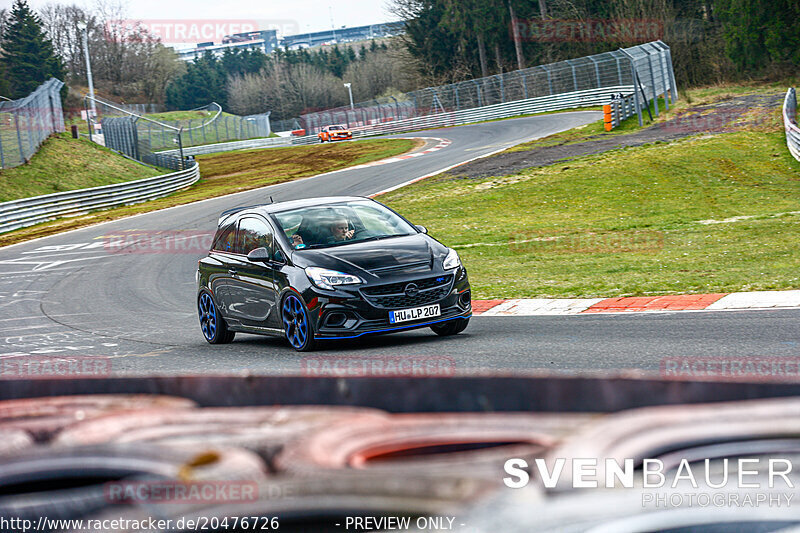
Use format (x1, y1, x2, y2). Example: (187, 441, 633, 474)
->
(0, 0, 65, 98)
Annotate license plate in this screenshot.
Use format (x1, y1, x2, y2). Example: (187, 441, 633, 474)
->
(389, 304, 441, 324)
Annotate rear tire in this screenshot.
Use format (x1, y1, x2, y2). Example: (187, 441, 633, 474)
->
(198, 291, 235, 344)
(431, 317, 469, 337)
(282, 293, 317, 352)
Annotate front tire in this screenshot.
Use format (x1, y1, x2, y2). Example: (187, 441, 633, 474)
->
(198, 291, 235, 344)
(282, 293, 316, 351)
(431, 317, 469, 337)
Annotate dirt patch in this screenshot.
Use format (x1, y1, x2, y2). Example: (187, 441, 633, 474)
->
(445, 93, 783, 180)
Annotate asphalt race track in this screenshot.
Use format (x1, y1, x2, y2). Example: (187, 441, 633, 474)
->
(1, 111, 797, 376)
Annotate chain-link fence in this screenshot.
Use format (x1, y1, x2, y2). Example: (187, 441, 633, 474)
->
(271, 117, 303, 134)
(86, 97, 272, 171)
(0, 78, 65, 169)
(300, 41, 675, 133)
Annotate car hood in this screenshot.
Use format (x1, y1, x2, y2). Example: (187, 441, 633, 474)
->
(291, 234, 448, 279)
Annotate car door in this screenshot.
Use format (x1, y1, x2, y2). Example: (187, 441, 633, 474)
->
(208, 222, 238, 315)
(225, 216, 280, 328)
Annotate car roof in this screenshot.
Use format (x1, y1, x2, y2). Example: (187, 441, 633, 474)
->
(218, 196, 370, 225)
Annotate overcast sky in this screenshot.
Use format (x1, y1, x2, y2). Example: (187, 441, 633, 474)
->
(4, 0, 399, 37)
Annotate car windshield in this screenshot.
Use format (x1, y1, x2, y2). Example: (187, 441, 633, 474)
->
(329, 125, 345, 130)
(272, 200, 417, 249)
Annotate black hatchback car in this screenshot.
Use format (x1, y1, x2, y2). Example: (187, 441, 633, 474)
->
(197, 196, 472, 351)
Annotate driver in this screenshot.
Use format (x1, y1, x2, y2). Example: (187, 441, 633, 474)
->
(328, 217, 355, 242)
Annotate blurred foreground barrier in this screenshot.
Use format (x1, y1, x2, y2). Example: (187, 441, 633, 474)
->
(3, 374, 800, 412)
(0, 394, 197, 442)
(0, 428, 33, 455)
(56, 406, 388, 464)
(0, 443, 268, 522)
(784, 88, 800, 162)
(275, 412, 597, 479)
(0, 162, 199, 234)
(547, 397, 800, 492)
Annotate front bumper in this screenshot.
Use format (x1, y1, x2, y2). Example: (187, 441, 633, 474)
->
(302, 269, 471, 339)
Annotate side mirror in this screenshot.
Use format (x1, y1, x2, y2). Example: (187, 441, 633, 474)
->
(415, 225, 428, 234)
(246, 247, 271, 262)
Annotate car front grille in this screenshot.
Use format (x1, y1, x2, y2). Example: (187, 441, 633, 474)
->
(360, 274, 454, 309)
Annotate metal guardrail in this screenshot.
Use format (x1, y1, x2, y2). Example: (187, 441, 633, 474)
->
(783, 88, 800, 162)
(603, 94, 637, 130)
(0, 162, 200, 234)
(161, 86, 633, 157)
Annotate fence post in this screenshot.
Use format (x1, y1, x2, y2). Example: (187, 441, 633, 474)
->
(14, 113, 25, 164)
(657, 46, 670, 110)
(566, 60, 578, 91)
(618, 49, 643, 127)
(177, 127, 185, 170)
(542, 65, 553, 95)
(0, 125, 5, 168)
(645, 49, 659, 117)
(660, 41, 678, 102)
(588, 56, 601, 88)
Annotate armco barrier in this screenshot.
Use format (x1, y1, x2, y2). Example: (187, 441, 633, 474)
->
(783, 88, 800, 162)
(0, 162, 199, 234)
(161, 86, 633, 158)
(603, 94, 636, 130)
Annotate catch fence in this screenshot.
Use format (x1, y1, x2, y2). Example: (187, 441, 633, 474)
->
(0, 78, 65, 169)
(300, 41, 675, 133)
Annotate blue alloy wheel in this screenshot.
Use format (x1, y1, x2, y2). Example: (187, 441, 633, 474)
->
(198, 292, 234, 344)
(199, 293, 217, 341)
(282, 294, 315, 351)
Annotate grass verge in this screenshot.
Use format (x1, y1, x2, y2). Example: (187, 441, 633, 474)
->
(0, 133, 164, 202)
(0, 138, 417, 247)
(380, 130, 800, 299)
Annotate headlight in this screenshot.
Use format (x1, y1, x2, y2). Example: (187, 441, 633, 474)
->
(443, 248, 461, 270)
(305, 267, 363, 290)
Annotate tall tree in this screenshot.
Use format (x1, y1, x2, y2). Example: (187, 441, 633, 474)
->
(716, 0, 800, 71)
(0, 0, 65, 98)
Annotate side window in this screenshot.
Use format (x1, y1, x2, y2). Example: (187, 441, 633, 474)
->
(237, 217, 274, 256)
(211, 223, 236, 253)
